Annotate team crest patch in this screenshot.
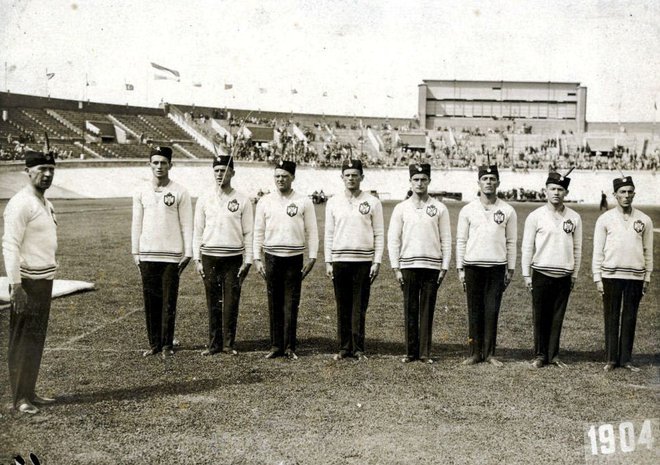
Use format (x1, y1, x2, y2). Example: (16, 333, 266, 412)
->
(426, 205, 438, 217)
(286, 203, 298, 217)
(359, 201, 371, 215)
(562, 219, 575, 234)
(163, 192, 175, 206)
(493, 210, 505, 225)
(227, 199, 239, 212)
(633, 220, 645, 233)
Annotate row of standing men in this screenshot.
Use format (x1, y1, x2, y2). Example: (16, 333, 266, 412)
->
(2, 147, 654, 415)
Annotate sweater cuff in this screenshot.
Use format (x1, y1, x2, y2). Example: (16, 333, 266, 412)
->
(593, 272, 602, 282)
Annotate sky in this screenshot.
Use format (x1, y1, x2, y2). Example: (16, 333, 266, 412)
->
(1, 0, 659, 121)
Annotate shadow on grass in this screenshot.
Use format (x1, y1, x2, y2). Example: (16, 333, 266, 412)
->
(214, 336, 659, 365)
(55, 373, 264, 406)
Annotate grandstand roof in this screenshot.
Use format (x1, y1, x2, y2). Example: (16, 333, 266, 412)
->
(421, 79, 582, 86)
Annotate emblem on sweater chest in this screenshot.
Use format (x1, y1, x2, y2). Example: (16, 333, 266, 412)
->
(227, 199, 239, 212)
(633, 220, 645, 233)
(286, 203, 298, 217)
(359, 201, 371, 215)
(562, 219, 575, 234)
(426, 205, 438, 217)
(163, 192, 175, 206)
(493, 210, 505, 224)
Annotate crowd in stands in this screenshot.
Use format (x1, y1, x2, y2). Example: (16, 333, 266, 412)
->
(2, 107, 659, 172)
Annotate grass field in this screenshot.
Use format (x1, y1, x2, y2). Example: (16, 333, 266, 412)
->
(0, 198, 658, 464)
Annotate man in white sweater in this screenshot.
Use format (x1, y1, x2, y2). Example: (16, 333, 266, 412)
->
(254, 160, 318, 360)
(456, 164, 517, 367)
(521, 172, 582, 369)
(131, 146, 193, 358)
(325, 159, 384, 361)
(593, 176, 653, 372)
(3, 150, 58, 414)
(388, 163, 451, 363)
(193, 156, 253, 356)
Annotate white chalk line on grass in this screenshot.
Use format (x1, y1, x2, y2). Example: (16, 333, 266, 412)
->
(49, 306, 141, 350)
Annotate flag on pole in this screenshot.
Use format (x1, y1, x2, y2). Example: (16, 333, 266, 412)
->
(46, 72, 55, 80)
(150, 62, 180, 81)
(224, 83, 233, 90)
(386, 94, 393, 99)
(193, 82, 202, 87)
(125, 83, 135, 91)
(322, 91, 328, 97)
(291, 88, 298, 95)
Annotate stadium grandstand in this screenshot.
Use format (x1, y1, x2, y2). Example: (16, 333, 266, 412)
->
(1, 87, 658, 173)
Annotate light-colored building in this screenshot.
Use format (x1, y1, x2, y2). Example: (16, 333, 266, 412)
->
(418, 80, 587, 134)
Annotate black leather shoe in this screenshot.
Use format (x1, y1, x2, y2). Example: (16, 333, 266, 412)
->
(161, 348, 175, 358)
(265, 351, 281, 359)
(622, 363, 640, 373)
(531, 359, 544, 369)
(461, 356, 480, 366)
(354, 351, 368, 361)
(223, 348, 239, 356)
(143, 348, 160, 357)
(603, 363, 616, 372)
(17, 400, 39, 415)
(14, 454, 25, 465)
(201, 348, 220, 356)
(32, 395, 56, 405)
(401, 356, 415, 363)
(29, 452, 41, 465)
(285, 350, 298, 360)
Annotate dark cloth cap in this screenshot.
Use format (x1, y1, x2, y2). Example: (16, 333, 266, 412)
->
(213, 155, 234, 168)
(478, 165, 499, 180)
(545, 172, 571, 189)
(613, 176, 634, 192)
(342, 159, 363, 173)
(409, 163, 431, 178)
(25, 150, 55, 168)
(150, 146, 173, 161)
(275, 159, 296, 175)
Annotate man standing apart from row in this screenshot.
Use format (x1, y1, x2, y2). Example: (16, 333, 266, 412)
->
(325, 159, 384, 361)
(522, 171, 582, 369)
(593, 176, 653, 372)
(193, 156, 253, 356)
(388, 163, 451, 364)
(132, 147, 193, 358)
(254, 160, 318, 360)
(3, 151, 59, 414)
(456, 164, 517, 367)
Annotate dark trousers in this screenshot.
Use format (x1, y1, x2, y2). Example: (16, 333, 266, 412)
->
(202, 254, 242, 351)
(139, 261, 180, 351)
(265, 253, 303, 353)
(401, 268, 440, 359)
(464, 265, 506, 360)
(602, 278, 644, 366)
(8, 279, 53, 407)
(332, 261, 372, 355)
(531, 270, 572, 363)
